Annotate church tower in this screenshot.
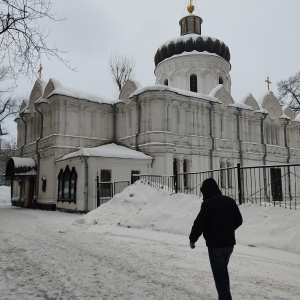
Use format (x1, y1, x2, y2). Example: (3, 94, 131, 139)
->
(154, 1, 232, 95)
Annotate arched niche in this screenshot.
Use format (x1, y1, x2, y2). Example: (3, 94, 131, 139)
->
(209, 84, 233, 109)
(119, 79, 142, 104)
(201, 68, 217, 94)
(170, 70, 185, 90)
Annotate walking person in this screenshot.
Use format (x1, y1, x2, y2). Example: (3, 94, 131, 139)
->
(189, 178, 243, 300)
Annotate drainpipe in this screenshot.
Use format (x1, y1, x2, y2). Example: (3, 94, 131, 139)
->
(135, 96, 141, 151)
(19, 112, 27, 157)
(236, 108, 243, 167)
(209, 102, 215, 171)
(284, 119, 291, 164)
(284, 119, 292, 203)
(34, 102, 44, 202)
(261, 113, 268, 165)
(83, 157, 89, 212)
(112, 104, 116, 143)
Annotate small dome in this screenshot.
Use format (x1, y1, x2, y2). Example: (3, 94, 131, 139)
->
(154, 34, 230, 66)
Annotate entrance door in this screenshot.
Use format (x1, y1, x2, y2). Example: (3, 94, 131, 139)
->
(27, 177, 36, 208)
(270, 168, 283, 201)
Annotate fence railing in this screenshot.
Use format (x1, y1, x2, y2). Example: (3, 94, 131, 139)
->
(135, 163, 300, 210)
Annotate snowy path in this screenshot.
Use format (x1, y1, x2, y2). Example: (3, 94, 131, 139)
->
(0, 206, 299, 300)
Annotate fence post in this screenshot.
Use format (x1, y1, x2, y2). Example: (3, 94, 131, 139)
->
(96, 173, 100, 207)
(237, 163, 242, 205)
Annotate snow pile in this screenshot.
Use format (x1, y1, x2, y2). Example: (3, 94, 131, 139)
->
(76, 181, 200, 236)
(76, 180, 300, 254)
(0, 186, 11, 204)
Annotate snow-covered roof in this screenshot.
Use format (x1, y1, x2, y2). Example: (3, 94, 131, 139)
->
(228, 102, 253, 110)
(6, 157, 37, 177)
(129, 85, 220, 103)
(58, 143, 153, 161)
(45, 78, 119, 105)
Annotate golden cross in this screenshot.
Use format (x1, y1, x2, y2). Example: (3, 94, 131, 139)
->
(38, 63, 43, 79)
(265, 76, 271, 90)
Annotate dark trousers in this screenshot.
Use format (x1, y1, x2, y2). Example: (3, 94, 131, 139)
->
(208, 246, 234, 300)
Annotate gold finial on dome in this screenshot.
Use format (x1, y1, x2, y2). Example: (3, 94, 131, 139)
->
(187, 0, 195, 14)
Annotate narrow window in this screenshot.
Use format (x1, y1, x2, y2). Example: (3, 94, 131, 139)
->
(220, 161, 226, 188)
(57, 169, 63, 199)
(164, 79, 168, 86)
(173, 158, 180, 192)
(183, 159, 190, 189)
(227, 161, 233, 188)
(70, 167, 77, 200)
(190, 74, 197, 92)
(219, 76, 224, 84)
(100, 170, 112, 198)
(63, 166, 71, 199)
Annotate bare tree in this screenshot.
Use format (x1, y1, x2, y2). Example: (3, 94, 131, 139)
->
(0, 138, 16, 163)
(109, 52, 135, 92)
(277, 71, 300, 112)
(0, 0, 72, 78)
(0, 66, 20, 136)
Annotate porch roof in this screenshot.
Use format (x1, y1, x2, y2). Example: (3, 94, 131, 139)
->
(57, 143, 153, 162)
(6, 157, 37, 177)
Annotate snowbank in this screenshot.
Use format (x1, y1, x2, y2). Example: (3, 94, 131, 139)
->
(0, 186, 11, 204)
(76, 180, 300, 255)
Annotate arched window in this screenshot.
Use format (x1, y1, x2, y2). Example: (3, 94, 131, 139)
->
(57, 169, 63, 199)
(219, 76, 224, 85)
(164, 79, 168, 86)
(70, 167, 77, 200)
(63, 166, 71, 199)
(57, 166, 77, 203)
(183, 158, 190, 190)
(220, 161, 226, 188)
(190, 74, 198, 92)
(173, 157, 180, 192)
(227, 161, 233, 188)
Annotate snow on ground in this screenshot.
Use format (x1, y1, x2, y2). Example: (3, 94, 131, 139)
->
(0, 182, 300, 299)
(0, 186, 11, 204)
(77, 180, 300, 255)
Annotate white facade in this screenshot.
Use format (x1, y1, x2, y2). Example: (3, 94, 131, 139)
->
(8, 9, 300, 212)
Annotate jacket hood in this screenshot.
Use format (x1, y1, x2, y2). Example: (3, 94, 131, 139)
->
(200, 178, 222, 200)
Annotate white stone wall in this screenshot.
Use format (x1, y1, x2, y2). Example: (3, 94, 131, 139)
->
(155, 53, 231, 95)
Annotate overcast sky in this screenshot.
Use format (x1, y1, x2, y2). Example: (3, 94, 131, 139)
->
(3, 0, 300, 140)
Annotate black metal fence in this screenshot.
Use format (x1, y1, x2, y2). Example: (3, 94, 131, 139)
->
(136, 163, 300, 210)
(95, 180, 130, 207)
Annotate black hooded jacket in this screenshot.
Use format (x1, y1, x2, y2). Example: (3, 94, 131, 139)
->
(189, 178, 243, 248)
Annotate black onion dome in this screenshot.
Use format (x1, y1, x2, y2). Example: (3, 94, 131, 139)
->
(154, 34, 230, 66)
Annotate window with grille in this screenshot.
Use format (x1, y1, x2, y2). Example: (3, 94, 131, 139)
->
(190, 74, 197, 92)
(101, 170, 111, 182)
(100, 170, 112, 198)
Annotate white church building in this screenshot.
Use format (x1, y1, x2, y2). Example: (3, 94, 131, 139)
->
(6, 4, 300, 211)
